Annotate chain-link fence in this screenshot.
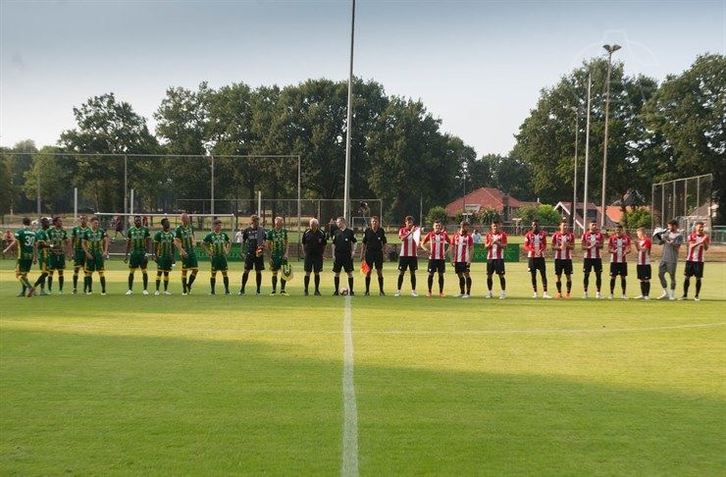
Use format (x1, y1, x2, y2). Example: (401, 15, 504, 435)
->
(652, 174, 713, 232)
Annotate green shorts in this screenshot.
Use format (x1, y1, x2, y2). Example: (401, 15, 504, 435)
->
(270, 254, 286, 271)
(181, 253, 198, 270)
(74, 249, 86, 268)
(156, 256, 173, 272)
(48, 254, 66, 270)
(16, 259, 32, 274)
(128, 251, 148, 269)
(211, 255, 228, 273)
(85, 253, 105, 272)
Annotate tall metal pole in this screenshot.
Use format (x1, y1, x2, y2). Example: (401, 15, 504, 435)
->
(36, 163, 41, 217)
(343, 0, 356, 223)
(210, 155, 215, 216)
(124, 154, 128, 217)
(572, 107, 579, 231)
(583, 72, 592, 227)
(600, 44, 621, 228)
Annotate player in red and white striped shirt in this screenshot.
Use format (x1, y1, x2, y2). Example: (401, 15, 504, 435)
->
(551, 220, 575, 299)
(581, 221, 605, 298)
(524, 220, 551, 298)
(396, 216, 420, 297)
(682, 221, 710, 301)
(608, 224, 632, 299)
(484, 221, 507, 299)
(421, 220, 450, 297)
(634, 227, 652, 299)
(451, 221, 474, 298)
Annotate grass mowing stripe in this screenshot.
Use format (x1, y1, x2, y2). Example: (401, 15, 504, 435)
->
(342, 296, 359, 477)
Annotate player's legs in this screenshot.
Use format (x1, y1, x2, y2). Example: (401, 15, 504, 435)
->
(457, 272, 465, 295)
(141, 264, 149, 291)
(538, 261, 548, 294)
(464, 270, 472, 296)
(486, 273, 494, 292)
(210, 269, 217, 294)
(163, 271, 169, 291)
(271, 270, 279, 294)
(565, 273, 572, 296)
(156, 271, 162, 291)
(181, 268, 188, 294)
(240, 269, 250, 294)
(346, 271, 355, 295)
(222, 270, 229, 294)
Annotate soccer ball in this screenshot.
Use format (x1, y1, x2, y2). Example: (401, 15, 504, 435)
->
(340, 288, 349, 296)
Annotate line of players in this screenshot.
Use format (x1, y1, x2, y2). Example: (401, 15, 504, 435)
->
(4, 212, 711, 300)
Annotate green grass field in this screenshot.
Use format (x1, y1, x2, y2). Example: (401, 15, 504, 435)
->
(1, 258, 725, 475)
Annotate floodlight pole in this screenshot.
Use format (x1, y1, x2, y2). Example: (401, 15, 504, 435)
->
(343, 0, 356, 223)
(600, 44, 621, 228)
(36, 164, 41, 217)
(124, 154, 128, 217)
(571, 107, 579, 232)
(210, 155, 215, 216)
(583, 72, 592, 227)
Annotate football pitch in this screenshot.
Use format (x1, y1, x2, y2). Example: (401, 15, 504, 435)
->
(1, 259, 725, 475)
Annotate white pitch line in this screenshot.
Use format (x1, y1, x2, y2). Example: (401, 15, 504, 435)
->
(341, 295, 359, 477)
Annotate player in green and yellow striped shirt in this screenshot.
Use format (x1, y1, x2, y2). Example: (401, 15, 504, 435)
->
(32, 217, 51, 295)
(82, 216, 109, 295)
(46, 216, 70, 294)
(266, 216, 289, 295)
(71, 215, 90, 294)
(153, 218, 176, 295)
(203, 219, 231, 295)
(124, 215, 151, 295)
(174, 213, 198, 295)
(2, 217, 37, 297)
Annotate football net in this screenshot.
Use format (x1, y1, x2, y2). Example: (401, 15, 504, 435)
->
(652, 173, 713, 232)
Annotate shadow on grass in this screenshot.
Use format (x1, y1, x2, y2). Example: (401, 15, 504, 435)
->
(1, 329, 724, 476)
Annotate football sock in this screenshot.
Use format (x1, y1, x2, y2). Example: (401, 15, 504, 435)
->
(304, 275, 310, 293)
(683, 278, 690, 297)
(530, 272, 537, 292)
(595, 273, 602, 292)
(47, 273, 53, 292)
(142, 271, 148, 290)
(583, 273, 589, 292)
(695, 278, 701, 297)
(58, 271, 64, 292)
(128, 272, 134, 290)
(499, 275, 506, 291)
(458, 274, 465, 294)
(486, 275, 493, 291)
(241, 271, 249, 292)
(410, 273, 416, 291)
(181, 271, 187, 293)
(465, 276, 472, 295)
(188, 271, 197, 290)
(314, 274, 321, 292)
(427, 274, 433, 293)
(438, 274, 444, 293)
(366, 275, 372, 293)
(156, 272, 162, 290)
(556, 279, 562, 294)
(85, 274, 92, 292)
(334, 276, 340, 293)
(540, 272, 548, 291)
(255, 272, 262, 293)
(644, 281, 650, 296)
(621, 277, 626, 295)
(163, 272, 169, 291)
(378, 274, 384, 292)
(33, 273, 48, 288)
(397, 274, 404, 291)
(348, 276, 354, 293)
(280, 278, 286, 291)
(99, 273, 106, 293)
(566, 278, 572, 294)
(610, 277, 616, 294)
(210, 276, 216, 293)
(272, 275, 278, 292)
(223, 274, 229, 293)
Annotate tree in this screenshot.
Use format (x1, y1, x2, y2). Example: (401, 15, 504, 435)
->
(60, 93, 159, 211)
(513, 58, 659, 208)
(4, 140, 37, 213)
(515, 204, 562, 226)
(22, 146, 77, 214)
(622, 207, 652, 230)
(425, 206, 448, 226)
(643, 54, 726, 223)
(479, 153, 535, 200)
(0, 153, 12, 217)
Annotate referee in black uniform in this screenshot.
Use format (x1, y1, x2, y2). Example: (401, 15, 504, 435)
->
(361, 216, 387, 296)
(301, 218, 327, 295)
(332, 216, 356, 295)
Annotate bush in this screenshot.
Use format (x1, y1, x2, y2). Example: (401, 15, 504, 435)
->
(623, 207, 651, 230)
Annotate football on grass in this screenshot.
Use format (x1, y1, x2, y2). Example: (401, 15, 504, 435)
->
(340, 288, 349, 296)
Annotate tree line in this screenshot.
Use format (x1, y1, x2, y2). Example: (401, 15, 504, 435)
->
(1, 53, 722, 224)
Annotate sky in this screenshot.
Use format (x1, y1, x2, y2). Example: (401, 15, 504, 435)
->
(1, 0, 724, 156)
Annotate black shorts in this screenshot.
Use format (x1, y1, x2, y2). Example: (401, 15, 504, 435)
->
(486, 259, 505, 275)
(454, 262, 470, 274)
(610, 262, 628, 277)
(333, 254, 354, 273)
(365, 251, 384, 271)
(304, 254, 323, 273)
(684, 261, 704, 278)
(583, 258, 603, 274)
(398, 256, 418, 272)
(528, 257, 546, 273)
(637, 264, 652, 280)
(555, 259, 573, 276)
(427, 259, 446, 274)
(244, 254, 265, 271)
